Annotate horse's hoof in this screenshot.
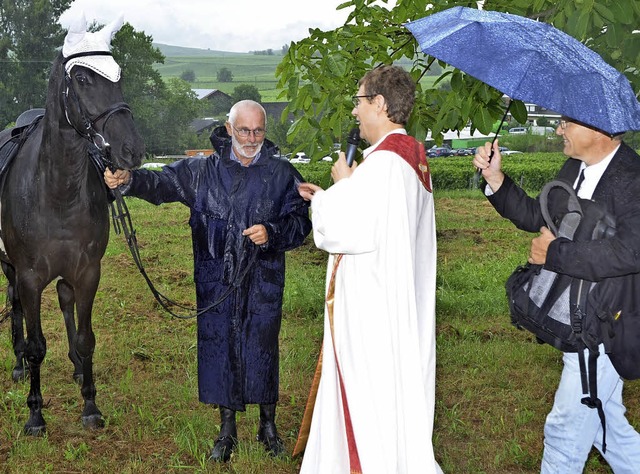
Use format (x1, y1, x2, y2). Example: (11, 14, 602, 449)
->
(12, 367, 29, 382)
(24, 417, 46, 436)
(82, 413, 105, 430)
(24, 424, 46, 436)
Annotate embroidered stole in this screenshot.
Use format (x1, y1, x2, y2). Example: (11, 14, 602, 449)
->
(374, 132, 432, 192)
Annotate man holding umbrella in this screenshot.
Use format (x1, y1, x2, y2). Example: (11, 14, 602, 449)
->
(473, 120, 640, 472)
(406, 6, 640, 471)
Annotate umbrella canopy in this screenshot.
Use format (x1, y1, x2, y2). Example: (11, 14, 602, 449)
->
(405, 6, 640, 135)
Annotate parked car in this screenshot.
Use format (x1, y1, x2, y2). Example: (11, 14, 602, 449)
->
(498, 146, 523, 155)
(509, 127, 528, 135)
(141, 162, 167, 169)
(453, 148, 474, 156)
(290, 152, 310, 164)
(427, 146, 452, 157)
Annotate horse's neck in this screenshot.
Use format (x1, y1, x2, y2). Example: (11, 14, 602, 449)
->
(38, 115, 94, 192)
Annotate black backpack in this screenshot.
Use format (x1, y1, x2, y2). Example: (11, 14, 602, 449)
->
(504, 179, 635, 453)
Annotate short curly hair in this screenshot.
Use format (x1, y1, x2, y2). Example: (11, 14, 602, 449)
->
(358, 65, 416, 125)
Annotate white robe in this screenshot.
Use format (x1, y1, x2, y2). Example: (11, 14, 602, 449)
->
(300, 130, 442, 473)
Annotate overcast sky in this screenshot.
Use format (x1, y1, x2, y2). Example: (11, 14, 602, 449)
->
(59, 0, 360, 53)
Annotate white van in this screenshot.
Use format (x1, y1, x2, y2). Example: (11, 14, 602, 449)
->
(509, 127, 528, 135)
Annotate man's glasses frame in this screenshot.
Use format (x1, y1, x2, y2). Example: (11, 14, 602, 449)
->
(351, 94, 376, 107)
(558, 117, 612, 136)
(232, 125, 266, 138)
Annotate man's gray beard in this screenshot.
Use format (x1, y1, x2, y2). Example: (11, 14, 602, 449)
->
(231, 134, 263, 159)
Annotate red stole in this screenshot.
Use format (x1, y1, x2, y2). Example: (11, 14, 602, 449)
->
(294, 254, 362, 473)
(373, 133, 432, 192)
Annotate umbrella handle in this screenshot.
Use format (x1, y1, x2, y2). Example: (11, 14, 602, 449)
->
(473, 102, 511, 188)
(490, 102, 511, 161)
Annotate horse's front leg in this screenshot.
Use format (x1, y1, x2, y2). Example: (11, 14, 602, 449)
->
(74, 267, 104, 430)
(56, 278, 83, 384)
(9, 281, 29, 382)
(1, 261, 29, 382)
(18, 274, 47, 436)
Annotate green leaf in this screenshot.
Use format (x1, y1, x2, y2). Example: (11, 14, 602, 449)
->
(325, 52, 348, 77)
(592, 2, 615, 23)
(472, 107, 495, 135)
(450, 71, 463, 93)
(509, 100, 529, 124)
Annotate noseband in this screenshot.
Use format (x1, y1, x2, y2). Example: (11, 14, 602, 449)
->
(61, 51, 133, 166)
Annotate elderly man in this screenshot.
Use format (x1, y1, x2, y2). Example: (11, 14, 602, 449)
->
(474, 118, 640, 473)
(105, 100, 311, 463)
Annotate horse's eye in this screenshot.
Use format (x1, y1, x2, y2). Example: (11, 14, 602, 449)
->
(74, 72, 89, 85)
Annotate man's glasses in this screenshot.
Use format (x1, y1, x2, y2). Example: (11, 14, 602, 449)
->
(558, 118, 603, 134)
(351, 94, 376, 107)
(232, 126, 266, 138)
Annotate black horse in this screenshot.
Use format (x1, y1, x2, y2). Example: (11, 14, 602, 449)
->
(0, 16, 144, 435)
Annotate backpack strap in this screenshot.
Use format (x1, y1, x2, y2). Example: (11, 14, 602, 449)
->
(539, 180, 582, 235)
(580, 349, 607, 453)
(571, 277, 607, 453)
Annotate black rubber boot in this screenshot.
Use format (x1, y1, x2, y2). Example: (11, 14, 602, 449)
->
(210, 406, 237, 462)
(256, 403, 284, 457)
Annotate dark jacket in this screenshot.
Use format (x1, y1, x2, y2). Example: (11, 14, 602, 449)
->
(125, 126, 311, 409)
(487, 142, 640, 282)
(488, 142, 640, 377)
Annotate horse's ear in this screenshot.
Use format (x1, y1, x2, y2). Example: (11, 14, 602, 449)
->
(99, 14, 125, 44)
(64, 11, 88, 49)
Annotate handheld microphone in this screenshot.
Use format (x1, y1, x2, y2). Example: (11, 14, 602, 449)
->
(345, 128, 361, 167)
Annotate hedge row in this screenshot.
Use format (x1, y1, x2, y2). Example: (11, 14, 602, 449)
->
(294, 152, 567, 193)
(429, 152, 566, 192)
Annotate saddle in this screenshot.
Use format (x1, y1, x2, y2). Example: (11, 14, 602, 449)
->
(0, 109, 45, 179)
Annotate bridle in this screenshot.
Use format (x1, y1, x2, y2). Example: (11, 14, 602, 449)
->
(61, 51, 132, 168)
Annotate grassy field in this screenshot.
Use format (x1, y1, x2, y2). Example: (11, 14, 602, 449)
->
(157, 53, 284, 102)
(0, 183, 638, 472)
(153, 48, 441, 103)
(154, 46, 286, 102)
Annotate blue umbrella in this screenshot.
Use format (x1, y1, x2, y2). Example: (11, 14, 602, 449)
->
(405, 6, 640, 135)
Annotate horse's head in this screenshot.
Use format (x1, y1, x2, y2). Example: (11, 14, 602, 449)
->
(57, 13, 145, 170)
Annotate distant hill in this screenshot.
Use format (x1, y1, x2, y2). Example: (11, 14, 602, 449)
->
(153, 43, 250, 57)
(151, 43, 285, 101)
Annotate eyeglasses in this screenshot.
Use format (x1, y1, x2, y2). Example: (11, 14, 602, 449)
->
(351, 94, 376, 107)
(558, 117, 613, 136)
(232, 125, 266, 138)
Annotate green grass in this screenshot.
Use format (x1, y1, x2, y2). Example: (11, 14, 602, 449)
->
(0, 188, 638, 472)
(156, 53, 285, 102)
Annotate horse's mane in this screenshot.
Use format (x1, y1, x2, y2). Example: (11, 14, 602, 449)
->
(44, 53, 65, 113)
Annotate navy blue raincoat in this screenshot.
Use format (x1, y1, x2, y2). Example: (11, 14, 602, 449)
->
(124, 126, 311, 410)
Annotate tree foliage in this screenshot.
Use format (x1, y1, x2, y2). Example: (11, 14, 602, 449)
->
(0, 0, 71, 127)
(231, 84, 262, 103)
(99, 22, 204, 155)
(110, 23, 200, 155)
(180, 69, 196, 82)
(1, 11, 202, 155)
(152, 78, 201, 154)
(217, 66, 233, 82)
(277, 0, 640, 159)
